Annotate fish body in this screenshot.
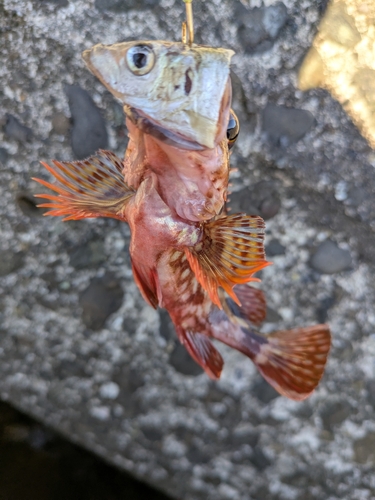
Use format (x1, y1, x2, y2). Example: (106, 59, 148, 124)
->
(35, 40, 331, 400)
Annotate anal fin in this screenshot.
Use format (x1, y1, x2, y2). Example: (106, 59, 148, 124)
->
(177, 329, 224, 379)
(34, 150, 135, 221)
(185, 213, 270, 308)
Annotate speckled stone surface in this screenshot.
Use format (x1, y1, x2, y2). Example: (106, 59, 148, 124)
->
(1, 1, 375, 499)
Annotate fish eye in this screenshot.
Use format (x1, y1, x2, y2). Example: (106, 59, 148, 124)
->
(126, 45, 155, 76)
(227, 110, 240, 150)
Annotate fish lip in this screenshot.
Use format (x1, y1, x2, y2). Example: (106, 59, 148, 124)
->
(124, 105, 206, 151)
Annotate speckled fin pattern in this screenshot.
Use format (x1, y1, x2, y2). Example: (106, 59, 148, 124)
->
(179, 330, 224, 380)
(254, 324, 331, 401)
(228, 284, 267, 326)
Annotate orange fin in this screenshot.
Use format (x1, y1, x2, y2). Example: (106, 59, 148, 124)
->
(253, 325, 331, 401)
(227, 284, 267, 326)
(33, 150, 135, 221)
(185, 213, 270, 309)
(178, 329, 224, 379)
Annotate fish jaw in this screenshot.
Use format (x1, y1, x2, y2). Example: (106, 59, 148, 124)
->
(82, 40, 234, 149)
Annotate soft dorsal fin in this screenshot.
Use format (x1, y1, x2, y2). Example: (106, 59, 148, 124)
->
(227, 284, 267, 326)
(185, 213, 270, 308)
(34, 150, 135, 221)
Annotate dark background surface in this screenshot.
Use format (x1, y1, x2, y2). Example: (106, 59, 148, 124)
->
(0, 400, 171, 500)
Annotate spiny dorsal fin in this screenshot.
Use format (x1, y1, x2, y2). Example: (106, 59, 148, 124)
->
(33, 150, 135, 221)
(185, 213, 270, 308)
(254, 325, 331, 401)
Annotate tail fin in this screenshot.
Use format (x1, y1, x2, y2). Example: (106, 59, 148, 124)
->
(33, 150, 134, 221)
(252, 325, 331, 401)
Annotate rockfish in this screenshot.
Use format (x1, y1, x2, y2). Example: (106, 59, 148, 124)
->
(34, 39, 331, 400)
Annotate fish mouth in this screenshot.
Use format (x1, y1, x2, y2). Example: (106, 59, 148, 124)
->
(124, 77, 232, 151)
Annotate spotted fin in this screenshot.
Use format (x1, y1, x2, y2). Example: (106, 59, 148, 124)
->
(33, 150, 135, 221)
(253, 325, 331, 400)
(185, 213, 270, 309)
(227, 284, 267, 326)
(177, 329, 224, 379)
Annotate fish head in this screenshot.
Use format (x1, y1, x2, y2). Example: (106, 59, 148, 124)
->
(82, 41, 234, 150)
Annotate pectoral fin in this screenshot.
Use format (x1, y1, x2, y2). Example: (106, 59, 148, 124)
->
(185, 213, 270, 308)
(34, 150, 135, 221)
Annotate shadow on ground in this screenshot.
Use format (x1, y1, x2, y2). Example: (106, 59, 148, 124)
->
(0, 401, 171, 500)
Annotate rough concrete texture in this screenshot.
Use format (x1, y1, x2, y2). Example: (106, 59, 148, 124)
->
(1, 1, 375, 499)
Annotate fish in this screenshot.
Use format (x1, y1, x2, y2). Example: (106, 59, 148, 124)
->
(34, 38, 331, 401)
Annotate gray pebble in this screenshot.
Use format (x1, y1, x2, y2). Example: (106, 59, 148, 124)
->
(236, 2, 288, 54)
(51, 111, 70, 135)
(186, 445, 211, 464)
(16, 192, 43, 217)
(236, 6, 265, 52)
(310, 240, 352, 274)
(346, 186, 366, 207)
(227, 187, 259, 216)
(263, 2, 288, 38)
(95, 0, 158, 12)
(231, 424, 259, 447)
(4, 114, 33, 142)
(159, 309, 176, 342)
(169, 342, 203, 376)
(320, 400, 353, 431)
(316, 295, 336, 323)
(229, 182, 281, 220)
(64, 85, 108, 160)
(259, 195, 281, 220)
(262, 104, 315, 146)
(39, 0, 69, 7)
(251, 377, 279, 404)
(55, 358, 87, 379)
(353, 432, 375, 464)
(0, 250, 25, 277)
(264, 306, 282, 323)
(69, 240, 106, 269)
(266, 239, 286, 256)
(0, 147, 9, 164)
(366, 380, 375, 410)
(140, 424, 164, 442)
(250, 445, 272, 471)
(100, 381, 120, 400)
(89, 406, 111, 421)
(79, 272, 124, 330)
